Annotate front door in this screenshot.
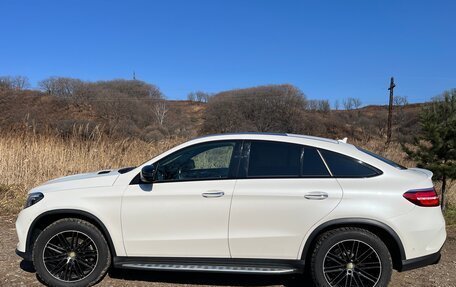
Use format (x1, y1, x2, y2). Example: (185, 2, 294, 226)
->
(122, 140, 241, 257)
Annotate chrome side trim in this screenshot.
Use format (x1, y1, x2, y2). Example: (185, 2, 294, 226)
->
(121, 263, 297, 274)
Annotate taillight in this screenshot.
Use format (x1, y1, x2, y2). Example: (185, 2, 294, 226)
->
(403, 188, 440, 207)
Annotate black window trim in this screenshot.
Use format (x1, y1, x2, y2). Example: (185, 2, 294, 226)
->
(130, 139, 384, 184)
(130, 140, 243, 185)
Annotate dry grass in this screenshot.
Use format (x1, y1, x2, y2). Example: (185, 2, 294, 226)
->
(0, 131, 187, 214)
(0, 132, 454, 215)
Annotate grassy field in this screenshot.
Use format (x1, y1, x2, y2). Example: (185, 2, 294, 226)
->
(0, 132, 186, 214)
(0, 132, 454, 219)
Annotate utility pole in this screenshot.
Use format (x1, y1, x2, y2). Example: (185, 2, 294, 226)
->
(386, 77, 395, 145)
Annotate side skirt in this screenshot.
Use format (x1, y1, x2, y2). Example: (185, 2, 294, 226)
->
(113, 257, 305, 275)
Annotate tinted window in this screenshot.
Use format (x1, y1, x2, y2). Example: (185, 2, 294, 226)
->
(357, 147, 406, 170)
(319, 149, 380, 177)
(247, 141, 301, 177)
(302, 147, 330, 177)
(156, 141, 236, 181)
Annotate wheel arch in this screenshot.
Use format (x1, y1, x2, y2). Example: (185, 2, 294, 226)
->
(26, 209, 117, 258)
(301, 218, 406, 270)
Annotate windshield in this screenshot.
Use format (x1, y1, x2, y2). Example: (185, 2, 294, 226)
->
(357, 147, 407, 170)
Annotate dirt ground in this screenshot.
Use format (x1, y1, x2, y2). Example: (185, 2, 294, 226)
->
(1, 216, 454, 287)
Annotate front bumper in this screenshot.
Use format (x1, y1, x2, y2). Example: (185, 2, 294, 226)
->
(16, 248, 32, 261)
(400, 249, 442, 272)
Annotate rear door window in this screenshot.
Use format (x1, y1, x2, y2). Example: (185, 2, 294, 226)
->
(247, 141, 301, 177)
(302, 147, 331, 177)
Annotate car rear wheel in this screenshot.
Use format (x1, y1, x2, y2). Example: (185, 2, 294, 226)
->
(311, 227, 392, 287)
(32, 218, 111, 287)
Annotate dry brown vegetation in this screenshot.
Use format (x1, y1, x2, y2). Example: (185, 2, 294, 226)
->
(0, 131, 187, 214)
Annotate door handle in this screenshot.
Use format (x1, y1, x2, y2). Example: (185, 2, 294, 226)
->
(202, 191, 225, 198)
(304, 191, 328, 200)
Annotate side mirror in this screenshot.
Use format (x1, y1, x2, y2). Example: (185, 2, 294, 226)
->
(140, 164, 156, 183)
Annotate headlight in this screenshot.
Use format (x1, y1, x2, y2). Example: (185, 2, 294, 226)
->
(24, 192, 44, 209)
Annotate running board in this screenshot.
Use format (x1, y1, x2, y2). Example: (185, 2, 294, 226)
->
(114, 257, 303, 275)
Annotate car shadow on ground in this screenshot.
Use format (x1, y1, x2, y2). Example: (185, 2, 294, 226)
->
(108, 268, 316, 286)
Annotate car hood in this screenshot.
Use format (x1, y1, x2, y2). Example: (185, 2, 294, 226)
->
(29, 169, 122, 194)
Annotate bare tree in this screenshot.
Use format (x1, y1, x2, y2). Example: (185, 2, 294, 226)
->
(352, 98, 362, 109)
(153, 100, 168, 126)
(343, 97, 362, 110)
(187, 92, 196, 101)
(394, 95, 408, 106)
(306, 99, 330, 113)
(0, 76, 12, 90)
(334, 99, 340, 110)
(38, 77, 83, 98)
(188, 91, 211, 103)
(12, 76, 30, 90)
(343, 98, 353, 110)
(0, 75, 30, 90)
(202, 84, 307, 133)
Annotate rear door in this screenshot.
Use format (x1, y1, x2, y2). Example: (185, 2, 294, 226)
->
(228, 140, 343, 259)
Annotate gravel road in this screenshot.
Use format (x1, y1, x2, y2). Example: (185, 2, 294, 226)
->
(1, 216, 454, 286)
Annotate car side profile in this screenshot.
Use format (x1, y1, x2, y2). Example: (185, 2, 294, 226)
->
(16, 133, 446, 287)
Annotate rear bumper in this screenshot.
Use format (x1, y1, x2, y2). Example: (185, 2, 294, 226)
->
(400, 249, 441, 272)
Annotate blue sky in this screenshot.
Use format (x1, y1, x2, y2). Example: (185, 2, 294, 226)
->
(1, 0, 455, 104)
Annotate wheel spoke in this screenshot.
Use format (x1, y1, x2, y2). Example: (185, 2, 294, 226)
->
(351, 240, 360, 260)
(57, 234, 71, 251)
(74, 261, 85, 279)
(50, 259, 67, 274)
(356, 248, 374, 264)
(46, 243, 66, 254)
(330, 270, 347, 286)
(44, 253, 67, 263)
(357, 261, 381, 270)
(338, 242, 350, 260)
(77, 257, 96, 270)
(76, 238, 92, 252)
(352, 272, 364, 287)
(355, 268, 378, 283)
(326, 253, 346, 266)
(78, 249, 97, 258)
(324, 264, 346, 273)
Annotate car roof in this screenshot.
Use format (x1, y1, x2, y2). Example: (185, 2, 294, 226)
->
(196, 132, 340, 144)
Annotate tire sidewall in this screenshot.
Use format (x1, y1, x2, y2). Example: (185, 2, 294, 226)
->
(32, 219, 110, 287)
(312, 229, 392, 287)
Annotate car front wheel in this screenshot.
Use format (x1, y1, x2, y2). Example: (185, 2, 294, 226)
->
(311, 227, 392, 287)
(32, 218, 111, 287)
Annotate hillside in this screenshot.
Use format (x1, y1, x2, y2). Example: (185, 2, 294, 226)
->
(0, 86, 421, 144)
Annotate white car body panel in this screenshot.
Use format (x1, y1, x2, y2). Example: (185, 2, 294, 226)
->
(229, 178, 342, 259)
(121, 179, 236, 257)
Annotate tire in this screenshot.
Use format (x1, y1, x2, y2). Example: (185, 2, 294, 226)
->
(32, 218, 111, 287)
(310, 227, 392, 287)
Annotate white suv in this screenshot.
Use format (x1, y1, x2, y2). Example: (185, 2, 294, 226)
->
(16, 133, 446, 287)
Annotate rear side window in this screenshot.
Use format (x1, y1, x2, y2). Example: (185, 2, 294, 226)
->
(319, 149, 381, 178)
(247, 141, 301, 177)
(302, 147, 330, 177)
